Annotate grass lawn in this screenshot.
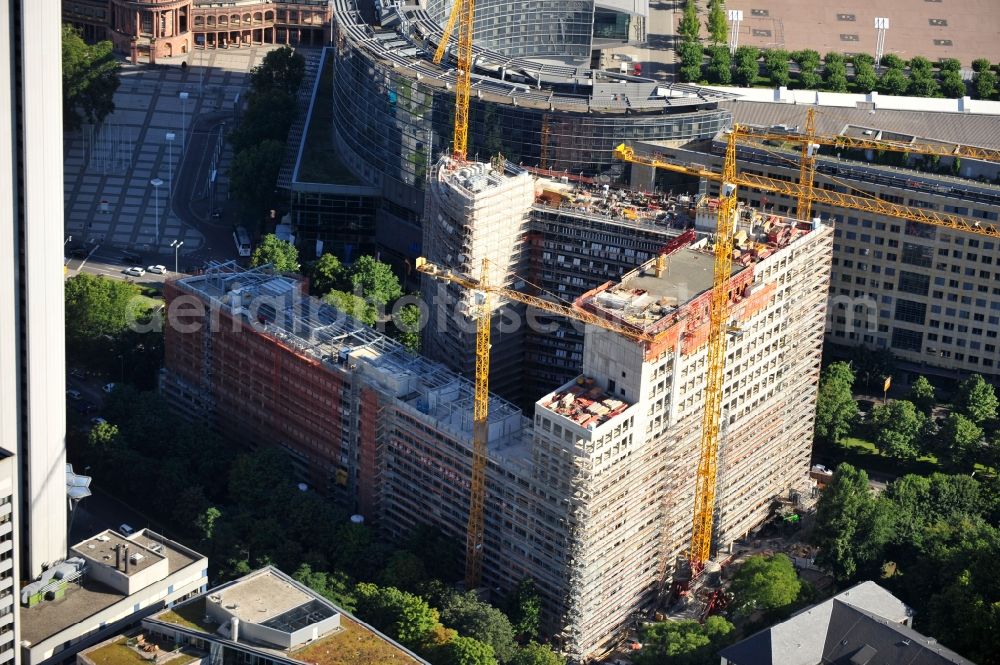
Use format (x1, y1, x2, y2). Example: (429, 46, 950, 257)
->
(292, 616, 422, 665)
(85, 638, 199, 665)
(155, 598, 216, 633)
(815, 436, 940, 478)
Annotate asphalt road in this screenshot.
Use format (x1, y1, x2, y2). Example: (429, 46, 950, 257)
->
(171, 111, 241, 263)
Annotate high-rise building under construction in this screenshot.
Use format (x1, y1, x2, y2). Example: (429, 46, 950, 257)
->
(163, 166, 832, 658)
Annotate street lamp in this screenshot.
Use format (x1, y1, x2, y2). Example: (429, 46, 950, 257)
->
(874, 17, 890, 71)
(179, 91, 189, 154)
(150, 178, 164, 242)
(165, 132, 176, 199)
(727, 9, 744, 56)
(170, 239, 184, 274)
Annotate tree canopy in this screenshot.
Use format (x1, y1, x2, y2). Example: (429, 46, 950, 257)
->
(870, 399, 927, 460)
(435, 588, 518, 663)
(307, 253, 346, 296)
(679, 0, 701, 42)
(955, 374, 998, 425)
(248, 46, 306, 95)
(349, 255, 404, 306)
(634, 616, 734, 665)
(250, 233, 300, 272)
(706, 0, 728, 46)
(814, 362, 858, 445)
(62, 25, 120, 131)
(729, 554, 801, 614)
(229, 140, 286, 221)
(323, 290, 378, 327)
(906, 376, 937, 414)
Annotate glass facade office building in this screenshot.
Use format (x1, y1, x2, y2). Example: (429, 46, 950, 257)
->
(329, 0, 731, 263)
(426, 0, 596, 59)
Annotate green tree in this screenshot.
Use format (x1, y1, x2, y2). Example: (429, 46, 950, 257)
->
(635, 616, 734, 665)
(763, 49, 791, 87)
(250, 233, 300, 272)
(509, 642, 564, 665)
(229, 139, 285, 220)
(349, 255, 403, 306)
(880, 53, 904, 70)
(379, 550, 428, 592)
(62, 25, 120, 131)
(433, 636, 497, 665)
(850, 345, 895, 391)
(228, 89, 297, 153)
(814, 362, 858, 445)
(940, 70, 967, 98)
(679, 0, 701, 42)
(65, 274, 143, 345)
(972, 70, 997, 99)
(908, 56, 934, 78)
(354, 583, 440, 649)
(870, 400, 926, 460)
(878, 67, 909, 95)
(293, 563, 356, 612)
(195, 506, 222, 540)
(938, 58, 961, 73)
(956, 374, 999, 424)
(971, 58, 993, 73)
(823, 52, 849, 92)
(908, 73, 940, 97)
(733, 46, 760, 87)
(852, 57, 878, 92)
(677, 40, 705, 83)
(324, 290, 378, 326)
(938, 413, 984, 469)
(906, 376, 937, 414)
(792, 50, 822, 89)
(704, 46, 732, 85)
(813, 464, 888, 581)
(507, 579, 541, 641)
(706, 0, 728, 46)
(391, 304, 422, 353)
(437, 590, 518, 664)
(249, 46, 306, 95)
(87, 421, 124, 459)
(729, 554, 801, 613)
(307, 253, 346, 296)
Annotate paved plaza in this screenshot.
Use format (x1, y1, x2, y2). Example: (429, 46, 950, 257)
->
(63, 46, 276, 262)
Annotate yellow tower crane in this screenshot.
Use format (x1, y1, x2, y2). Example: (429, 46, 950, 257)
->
(615, 119, 1000, 571)
(433, 0, 476, 160)
(416, 257, 657, 587)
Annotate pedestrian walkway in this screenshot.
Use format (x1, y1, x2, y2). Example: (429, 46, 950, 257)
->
(63, 46, 276, 261)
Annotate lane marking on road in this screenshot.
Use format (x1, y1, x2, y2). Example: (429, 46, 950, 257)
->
(76, 243, 102, 273)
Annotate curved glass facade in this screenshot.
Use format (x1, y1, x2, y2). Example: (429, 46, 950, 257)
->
(330, 35, 731, 215)
(426, 0, 595, 59)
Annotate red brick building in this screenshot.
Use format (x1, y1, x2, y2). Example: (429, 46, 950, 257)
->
(62, 0, 332, 63)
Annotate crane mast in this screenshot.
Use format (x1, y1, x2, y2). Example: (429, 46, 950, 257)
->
(615, 110, 1000, 570)
(689, 129, 740, 566)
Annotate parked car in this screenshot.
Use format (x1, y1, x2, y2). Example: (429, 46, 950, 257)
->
(124, 266, 146, 277)
(147, 264, 167, 274)
(66, 389, 82, 400)
(102, 382, 116, 394)
(90, 416, 107, 427)
(118, 524, 134, 537)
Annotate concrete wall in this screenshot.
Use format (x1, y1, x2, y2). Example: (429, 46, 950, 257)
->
(24, 556, 208, 665)
(0, 0, 68, 582)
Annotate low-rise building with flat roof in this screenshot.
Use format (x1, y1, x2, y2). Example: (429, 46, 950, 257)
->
(142, 566, 429, 664)
(20, 529, 207, 665)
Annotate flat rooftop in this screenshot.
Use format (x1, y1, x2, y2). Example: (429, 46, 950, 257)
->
(175, 263, 527, 448)
(21, 576, 123, 645)
(291, 615, 425, 665)
(580, 207, 811, 330)
(213, 568, 314, 624)
(539, 377, 632, 429)
(21, 529, 201, 646)
(72, 530, 165, 577)
(722, 0, 1000, 66)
